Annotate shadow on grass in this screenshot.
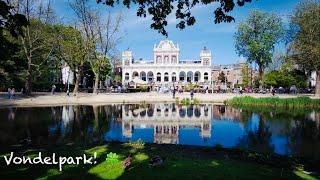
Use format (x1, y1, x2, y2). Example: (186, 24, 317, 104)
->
(0, 142, 319, 180)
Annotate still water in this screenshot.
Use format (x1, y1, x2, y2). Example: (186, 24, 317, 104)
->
(0, 104, 319, 159)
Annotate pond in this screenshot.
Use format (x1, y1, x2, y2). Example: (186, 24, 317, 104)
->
(0, 104, 319, 160)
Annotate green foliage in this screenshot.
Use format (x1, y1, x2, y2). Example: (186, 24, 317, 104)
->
(264, 66, 308, 89)
(0, 1, 28, 37)
(113, 75, 122, 84)
(241, 63, 250, 87)
(288, 0, 320, 95)
(106, 152, 120, 164)
(178, 98, 201, 105)
(97, 0, 254, 36)
(288, 0, 320, 72)
(227, 96, 320, 109)
(185, 83, 199, 92)
(235, 10, 284, 87)
(180, 98, 191, 106)
(218, 71, 227, 82)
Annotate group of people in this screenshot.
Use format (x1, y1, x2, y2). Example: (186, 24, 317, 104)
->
(7, 88, 15, 99)
(172, 87, 194, 100)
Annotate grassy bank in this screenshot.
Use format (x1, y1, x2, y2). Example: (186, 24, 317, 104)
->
(226, 96, 320, 109)
(0, 142, 318, 179)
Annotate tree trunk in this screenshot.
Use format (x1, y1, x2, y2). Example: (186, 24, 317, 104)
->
(258, 66, 264, 90)
(73, 66, 82, 95)
(93, 73, 100, 94)
(315, 71, 320, 97)
(24, 58, 32, 95)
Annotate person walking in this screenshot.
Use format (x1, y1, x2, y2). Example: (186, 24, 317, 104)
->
(51, 84, 56, 95)
(8, 88, 11, 99)
(271, 87, 276, 96)
(11, 88, 15, 99)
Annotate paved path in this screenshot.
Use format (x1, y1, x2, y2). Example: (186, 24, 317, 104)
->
(0, 92, 317, 107)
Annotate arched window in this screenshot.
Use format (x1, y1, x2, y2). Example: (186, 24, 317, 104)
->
(125, 73, 129, 80)
(157, 72, 161, 82)
(204, 72, 209, 81)
(172, 72, 176, 82)
(187, 71, 193, 82)
(140, 71, 146, 81)
(156, 56, 162, 64)
(164, 72, 169, 82)
(171, 56, 177, 63)
(179, 71, 186, 82)
(194, 71, 200, 82)
(132, 71, 139, 79)
(147, 71, 154, 82)
(164, 56, 169, 64)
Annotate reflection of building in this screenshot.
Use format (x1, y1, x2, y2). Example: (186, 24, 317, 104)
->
(62, 106, 74, 127)
(211, 105, 243, 121)
(121, 104, 212, 144)
(122, 40, 212, 86)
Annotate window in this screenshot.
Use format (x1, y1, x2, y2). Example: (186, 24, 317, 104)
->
(194, 72, 200, 82)
(179, 72, 186, 81)
(171, 56, 177, 63)
(204, 72, 209, 81)
(164, 56, 169, 64)
(203, 58, 209, 66)
(156, 56, 162, 64)
(164, 72, 169, 82)
(140, 71, 146, 81)
(157, 72, 161, 82)
(125, 73, 129, 80)
(172, 72, 176, 82)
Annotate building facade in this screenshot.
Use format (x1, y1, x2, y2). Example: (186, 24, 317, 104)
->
(122, 40, 212, 87)
(211, 61, 258, 88)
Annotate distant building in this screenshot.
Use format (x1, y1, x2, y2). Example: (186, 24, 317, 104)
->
(121, 40, 212, 87)
(310, 71, 317, 87)
(211, 61, 258, 88)
(61, 62, 74, 85)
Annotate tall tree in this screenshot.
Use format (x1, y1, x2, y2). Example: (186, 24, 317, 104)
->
(235, 10, 283, 89)
(97, 0, 255, 36)
(11, 0, 56, 95)
(69, 0, 96, 94)
(288, 0, 320, 96)
(54, 25, 90, 94)
(70, 0, 122, 94)
(91, 12, 122, 94)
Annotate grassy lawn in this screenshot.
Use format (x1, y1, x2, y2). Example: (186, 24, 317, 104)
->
(226, 96, 320, 109)
(0, 142, 318, 180)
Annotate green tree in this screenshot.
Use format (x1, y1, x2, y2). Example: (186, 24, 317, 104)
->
(55, 25, 91, 94)
(97, 0, 255, 36)
(241, 63, 250, 87)
(235, 10, 284, 89)
(288, 0, 320, 96)
(218, 71, 227, 83)
(12, 0, 56, 95)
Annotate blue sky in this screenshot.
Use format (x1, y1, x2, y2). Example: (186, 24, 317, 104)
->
(52, 0, 300, 65)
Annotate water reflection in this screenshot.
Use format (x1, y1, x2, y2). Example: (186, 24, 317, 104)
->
(0, 104, 320, 159)
(121, 104, 211, 144)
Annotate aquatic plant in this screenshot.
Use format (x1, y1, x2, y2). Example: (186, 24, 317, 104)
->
(227, 96, 320, 109)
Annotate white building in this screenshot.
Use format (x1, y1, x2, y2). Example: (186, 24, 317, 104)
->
(122, 40, 212, 87)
